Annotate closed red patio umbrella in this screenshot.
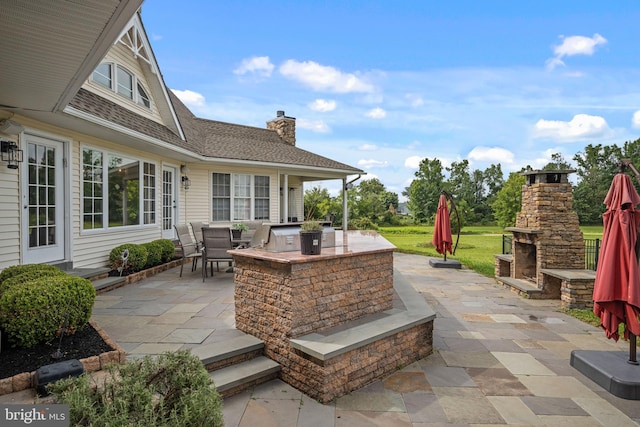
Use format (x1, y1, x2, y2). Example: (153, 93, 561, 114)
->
(432, 193, 453, 260)
(593, 172, 640, 344)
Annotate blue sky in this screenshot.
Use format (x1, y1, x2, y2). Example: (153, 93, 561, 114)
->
(140, 1, 640, 200)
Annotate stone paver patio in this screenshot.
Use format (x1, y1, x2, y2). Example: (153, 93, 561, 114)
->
(2, 252, 639, 426)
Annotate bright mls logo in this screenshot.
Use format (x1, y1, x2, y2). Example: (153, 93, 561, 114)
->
(1, 405, 69, 426)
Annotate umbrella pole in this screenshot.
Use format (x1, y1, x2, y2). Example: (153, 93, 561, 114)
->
(629, 333, 639, 365)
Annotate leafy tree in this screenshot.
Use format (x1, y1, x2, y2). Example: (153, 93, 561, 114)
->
(491, 171, 526, 228)
(403, 157, 445, 223)
(304, 186, 333, 220)
(351, 178, 398, 225)
(543, 152, 573, 170)
(573, 144, 621, 224)
(446, 160, 474, 206)
(478, 163, 504, 223)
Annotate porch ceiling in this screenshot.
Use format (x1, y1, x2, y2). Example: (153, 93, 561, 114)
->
(0, 0, 143, 114)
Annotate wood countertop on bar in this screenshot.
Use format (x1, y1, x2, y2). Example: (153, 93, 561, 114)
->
(229, 230, 396, 264)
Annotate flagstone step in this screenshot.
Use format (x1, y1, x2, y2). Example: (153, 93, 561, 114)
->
(191, 335, 264, 370)
(91, 276, 127, 293)
(192, 334, 281, 398)
(209, 356, 281, 397)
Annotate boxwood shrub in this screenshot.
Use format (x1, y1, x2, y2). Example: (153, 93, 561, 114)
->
(155, 238, 177, 263)
(0, 268, 68, 299)
(142, 241, 163, 269)
(48, 350, 224, 426)
(0, 263, 63, 284)
(109, 244, 147, 274)
(0, 275, 96, 348)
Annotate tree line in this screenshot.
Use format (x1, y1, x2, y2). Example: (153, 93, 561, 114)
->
(304, 137, 640, 229)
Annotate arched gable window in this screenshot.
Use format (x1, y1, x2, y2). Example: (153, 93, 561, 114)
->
(91, 63, 151, 109)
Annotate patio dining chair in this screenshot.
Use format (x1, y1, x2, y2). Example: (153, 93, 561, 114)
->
(201, 227, 234, 281)
(175, 224, 202, 277)
(190, 221, 207, 249)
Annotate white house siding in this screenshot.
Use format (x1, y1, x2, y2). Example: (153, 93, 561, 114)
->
(180, 165, 282, 225)
(0, 165, 21, 268)
(71, 132, 166, 268)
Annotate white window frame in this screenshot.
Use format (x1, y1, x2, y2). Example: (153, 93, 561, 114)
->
(91, 62, 151, 109)
(81, 146, 157, 231)
(211, 172, 270, 222)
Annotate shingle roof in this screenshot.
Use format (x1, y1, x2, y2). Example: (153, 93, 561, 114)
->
(69, 88, 362, 174)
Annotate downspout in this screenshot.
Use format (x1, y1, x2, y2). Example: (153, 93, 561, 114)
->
(343, 174, 361, 230)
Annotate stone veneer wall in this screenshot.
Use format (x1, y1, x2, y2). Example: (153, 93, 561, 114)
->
(287, 322, 433, 403)
(235, 252, 394, 338)
(234, 250, 414, 402)
(515, 182, 585, 284)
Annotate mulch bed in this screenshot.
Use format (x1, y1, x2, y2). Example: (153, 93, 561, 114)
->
(0, 323, 113, 380)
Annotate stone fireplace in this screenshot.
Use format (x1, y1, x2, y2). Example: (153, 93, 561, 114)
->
(495, 170, 594, 306)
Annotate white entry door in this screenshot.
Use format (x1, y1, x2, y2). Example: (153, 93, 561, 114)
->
(22, 134, 66, 264)
(162, 165, 177, 239)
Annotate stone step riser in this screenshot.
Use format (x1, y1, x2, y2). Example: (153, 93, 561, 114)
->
(192, 335, 281, 398)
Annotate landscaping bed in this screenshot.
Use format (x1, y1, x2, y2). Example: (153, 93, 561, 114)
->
(0, 320, 125, 396)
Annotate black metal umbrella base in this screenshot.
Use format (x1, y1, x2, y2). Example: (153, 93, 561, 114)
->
(571, 349, 640, 400)
(429, 259, 461, 269)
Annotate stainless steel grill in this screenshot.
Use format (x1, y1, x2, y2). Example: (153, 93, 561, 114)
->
(250, 222, 336, 252)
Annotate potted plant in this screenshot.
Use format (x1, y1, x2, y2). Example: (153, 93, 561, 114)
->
(232, 223, 248, 240)
(300, 220, 323, 255)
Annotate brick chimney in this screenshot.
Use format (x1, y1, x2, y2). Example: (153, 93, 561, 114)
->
(266, 110, 296, 146)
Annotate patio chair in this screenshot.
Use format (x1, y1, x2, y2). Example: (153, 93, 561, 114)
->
(201, 227, 234, 281)
(190, 221, 207, 249)
(175, 224, 202, 277)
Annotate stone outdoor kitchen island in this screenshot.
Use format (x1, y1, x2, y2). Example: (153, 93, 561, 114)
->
(231, 230, 435, 403)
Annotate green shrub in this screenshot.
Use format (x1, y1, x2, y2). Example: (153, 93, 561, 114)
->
(0, 275, 95, 348)
(0, 264, 63, 284)
(350, 217, 379, 230)
(142, 241, 163, 268)
(0, 268, 68, 299)
(109, 244, 147, 274)
(48, 350, 224, 427)
(155, 238, 177, 263)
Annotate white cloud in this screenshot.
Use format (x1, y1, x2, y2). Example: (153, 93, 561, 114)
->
(554, 33, 607, 58)
(547, 33, 607, 70)
(468, 146, 514, 164)
(279, 60, 374, 93)
(366, 108, 387, 119)
(171, 89, 205, 107)
(151, 33, 163, 41)
(358, 159, 388, 168)
(633, 111, 640, 128)
(405, 93, 424, 107)
(532, 114, 610, 142)
(309, 99, 337, 112)
(404, 156, 424, 169)
(296, 118, 330, 133)
(233, 56, 274, 77)
(358, 143, 378, 151)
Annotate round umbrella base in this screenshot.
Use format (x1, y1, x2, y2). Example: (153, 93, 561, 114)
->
(429, 259, 461, 269)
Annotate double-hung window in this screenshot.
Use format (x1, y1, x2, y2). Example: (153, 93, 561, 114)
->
(211, 173, 270, 221)
(82, 147, 156, 230)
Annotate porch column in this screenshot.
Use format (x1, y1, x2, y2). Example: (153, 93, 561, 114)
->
(283, 174, 289, 223)
(342, 177, 348, 230)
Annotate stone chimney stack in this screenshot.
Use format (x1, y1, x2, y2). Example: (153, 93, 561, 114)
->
(267, 110, 296, 146)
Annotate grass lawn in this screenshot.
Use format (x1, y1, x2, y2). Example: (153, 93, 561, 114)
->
(379, 224, 603, 278)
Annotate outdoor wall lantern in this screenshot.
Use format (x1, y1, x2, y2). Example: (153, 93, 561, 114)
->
(180, 165, 191, 190)
(1, 140, 23, 169)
